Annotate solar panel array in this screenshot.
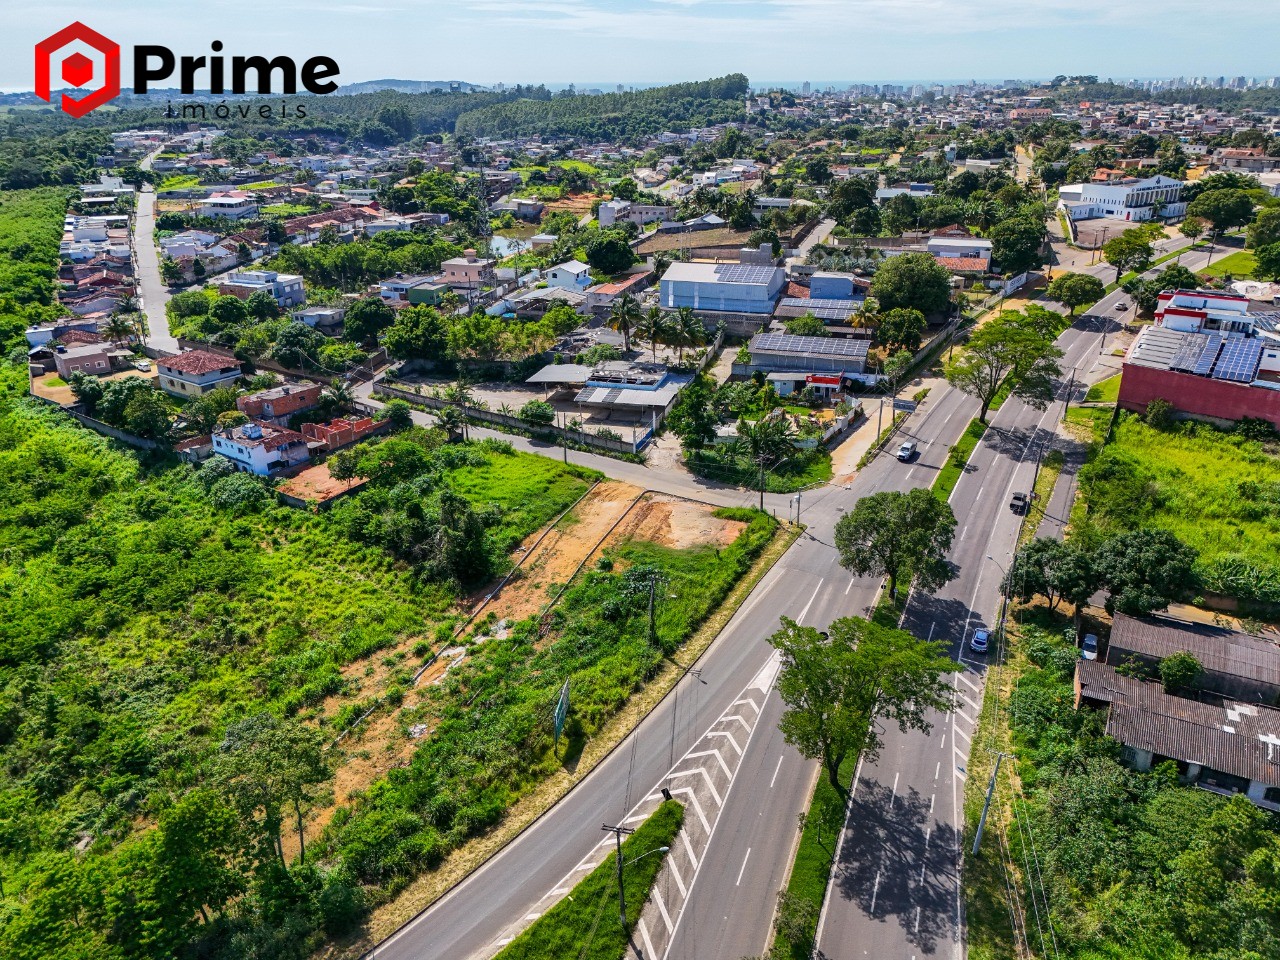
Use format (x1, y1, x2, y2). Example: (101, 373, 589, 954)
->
(1212, 338, 1263, 383)
(714, 263, 777, 284)
(1192, 333, 1223, 377)
(780, 297, 856, 321)
(1169, 332, 1208, 373)
(752, 332, 868, 357)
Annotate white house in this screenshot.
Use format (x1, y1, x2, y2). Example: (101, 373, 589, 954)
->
(211, 420, 310, 475)
(156, 350, 243, 397)
(545, 260, 593, 292)
(1058, 174, 1186, 222)
(196, 195, 260, 220)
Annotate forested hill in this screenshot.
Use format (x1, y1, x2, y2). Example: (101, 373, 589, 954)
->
(454, 74, 751, 139)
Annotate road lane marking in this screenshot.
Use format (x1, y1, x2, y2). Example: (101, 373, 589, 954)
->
(890, 771, 899, 803)
(770, 756, 784, 789)
(684, 748, 733, 779)
(934, 761, 940, 781)
(707, 730, 742, 754)
(669, 857, 687, 898)
(732, 697, 761, 714)
(667, 766, 723, 807)
(735, 848, 752, 886)
(929, 794, 935, 815)
(955, 672, 979, 693)
(845, 577, 855, 595)
(797, 583, 822, 624)
(666, 786, 713, 834)
(639, 918, 658, 960)
(915, 906, 922, 933)
(723, 714, 753, 733)
(870, 869, 882, 915)
(654, 888, 674, 933)
(681, 830, 699, 870)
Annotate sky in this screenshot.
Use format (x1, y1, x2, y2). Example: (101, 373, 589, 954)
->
(3, 0, 1277, 93)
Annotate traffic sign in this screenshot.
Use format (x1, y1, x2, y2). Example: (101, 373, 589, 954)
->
(892, 399, 917, 413)
(553, 679, 570, 744)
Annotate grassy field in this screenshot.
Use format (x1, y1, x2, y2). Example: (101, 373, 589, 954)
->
(494, 800, 683, 960)
(261, 202, 314, 217)
(1083, 374, 1120, 403)
(1078, 413, 1280, 603)
(1197, 249, 1257, 279)
(686, 447, 833, 493)
(934, 419, 988, 502)
(156, 174, 201, 192)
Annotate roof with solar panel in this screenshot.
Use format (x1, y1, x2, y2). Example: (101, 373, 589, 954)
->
(1128, 327, 1264, 384)
(776, 298, 858, 321)
(749, 332, 869, 359)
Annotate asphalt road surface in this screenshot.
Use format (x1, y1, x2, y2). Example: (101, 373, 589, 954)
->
(133, 150, 179, 353)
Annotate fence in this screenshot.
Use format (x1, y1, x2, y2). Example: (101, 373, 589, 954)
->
(373, 380, 649, 456)
(66, 410, 162, 450)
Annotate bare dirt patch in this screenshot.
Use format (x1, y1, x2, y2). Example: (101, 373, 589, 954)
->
(605, 493, 744, 551)
(278, 462, 366, 505)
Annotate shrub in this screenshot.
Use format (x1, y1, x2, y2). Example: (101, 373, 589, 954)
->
(209, 472, 269, 513)
(1144, 397, 1175, 430)
(518, 399, 555, 425)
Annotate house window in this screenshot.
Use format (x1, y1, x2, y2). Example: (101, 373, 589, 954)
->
(1266, 786, 1280, 805)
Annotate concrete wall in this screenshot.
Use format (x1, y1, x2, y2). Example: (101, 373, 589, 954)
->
(1118, 363, 1280, 429)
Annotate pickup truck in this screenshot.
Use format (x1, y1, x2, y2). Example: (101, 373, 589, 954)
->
(1010, 491, 1029, 514)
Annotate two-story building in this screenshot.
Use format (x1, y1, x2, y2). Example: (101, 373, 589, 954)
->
(216, 270, 305, 308)
(545, 260, 593, 292)
(196, 195, 261, 220)
(379, 274, 450, 305)
(659, 261, 785, 315)
(1058, 174, 1186, 222)
(1154, 289, 1256, 336)
(156, 350, 243, 398)
(211, 420, 310, 475)
(441, 250, 496, 291)
(236, 381, 323, 424)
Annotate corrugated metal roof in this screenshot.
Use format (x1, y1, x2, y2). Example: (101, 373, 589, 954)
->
(1077, 661, 1280, 784)
(1108, 614, 1280, 689)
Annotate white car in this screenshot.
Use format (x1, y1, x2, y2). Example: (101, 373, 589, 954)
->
(133, 359, 152, 371)
(897, 440, 917, 462)
(969, 628, 990, 654)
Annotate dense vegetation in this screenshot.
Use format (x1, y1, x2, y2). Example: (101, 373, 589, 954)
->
(454, 75, 751, 140)
(0, 368, 618, 958)
(1000, 625, 1280, 960)
(0, 187, 74, 352)
(1076, 412, 1280, 605)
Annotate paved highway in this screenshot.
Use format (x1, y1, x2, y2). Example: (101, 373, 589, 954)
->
(368, 239, 1222, 960)
(133, 149, 180, 353)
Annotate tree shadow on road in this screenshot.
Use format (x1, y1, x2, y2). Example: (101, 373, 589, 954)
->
(819, 777, 962, 957)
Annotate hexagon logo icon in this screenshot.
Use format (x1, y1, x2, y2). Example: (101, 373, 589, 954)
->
(35, 22, 121, 118)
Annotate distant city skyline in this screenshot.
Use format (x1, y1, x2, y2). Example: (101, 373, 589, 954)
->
(3, 0, 1276, 93)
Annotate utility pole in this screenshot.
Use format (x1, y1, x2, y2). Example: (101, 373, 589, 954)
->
(602, 823, 635, 930)
(972, 752, 1009, 855)
(1061, 371, 1075, 421)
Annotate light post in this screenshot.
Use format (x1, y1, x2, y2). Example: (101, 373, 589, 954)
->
(988, 553, 1012, 640)
(601, 825, 669, 932)
(791, 492, 802, 525)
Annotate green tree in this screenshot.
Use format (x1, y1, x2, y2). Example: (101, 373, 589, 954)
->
(343, 296, 396, 346)
(1186, 188, 1255, 239)
(185, 386, 241, 433)
(1102, 230, 1155, 283)
(1159, 651, 1203, 694)
(584, 230, 636, 274)
(784, 313, 828, 337)
(607, 293, 641, 354)
(876, 307, 927, 352)
(213, 712, 329, 867)
(380, 398, 413, 430)
(1179, 215, 1205, 246)
(672, 306, 707, 363)
(945, 310, 1063, 423)
(519, 399, 555, 426)
(666, 374, 717, 451)
(769, 615, 954, 791)
(869, 252, 952, 315)
(635, 306, 671, 361)
(1254, 243, 1280, 283)
(1247, 207, 1280, 250)
(122, 389, 172, 440)
(153, 788, 247, 925)
(67, 371, 104, 414)
(1094, 529, 1198, 616)
(271, 321, 327, 369)
(834, 488, 957, 599)
(209, 294, 250, 330)
(384, 305, 451, 361)
(1047, 272, 1105, 315)
(244, 289, 280, 321)
(990, 216, 1046, 274)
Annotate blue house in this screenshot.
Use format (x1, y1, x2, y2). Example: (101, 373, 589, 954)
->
(659, 262, 785, 315)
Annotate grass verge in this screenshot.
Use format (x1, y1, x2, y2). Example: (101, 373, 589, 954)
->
(494, 800, 684, 960)
(933, 419, 988, 503)
(1083, 373, 1120, 404)
(768, 754, 857, 959)
(1197, 249, 1256, 279)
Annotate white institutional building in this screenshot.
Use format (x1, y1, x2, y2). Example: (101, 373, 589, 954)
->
(1058, 174, 1186, 223)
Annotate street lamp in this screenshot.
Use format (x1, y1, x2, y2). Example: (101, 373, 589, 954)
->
(791, 492, 802, 525)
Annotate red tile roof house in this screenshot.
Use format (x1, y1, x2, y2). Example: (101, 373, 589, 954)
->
(156, 350, 244, 398)
(236, 381, 323, 424)
(211, 421, 310, 475)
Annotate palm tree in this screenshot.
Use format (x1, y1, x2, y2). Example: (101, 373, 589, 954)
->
(326, 378, 354, 414)
(102, 314, 135, 347)
(436, 405, 467, 442)
(636, 307, 670, 362)
(733, 416, 796, 509)
(607, 294, 641, 354)
(674, 307, 706, 364)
